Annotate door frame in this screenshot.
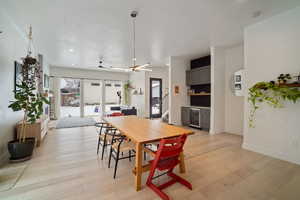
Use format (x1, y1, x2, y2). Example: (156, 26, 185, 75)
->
(149, 78, 162, 118)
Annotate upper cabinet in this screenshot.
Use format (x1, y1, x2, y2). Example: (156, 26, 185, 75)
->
(191, 55, 211, 69)
(186, 66, 211, 86)
(187, 55, 211, 86)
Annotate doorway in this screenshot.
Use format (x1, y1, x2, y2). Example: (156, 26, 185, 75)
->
(59, 78, 81, 117)
(104, 80, 123, 113)
(56, 77, 124, 119)
(150, 78, 162, 118)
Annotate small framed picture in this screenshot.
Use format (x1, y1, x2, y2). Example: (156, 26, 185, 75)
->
(235, 84, 241, 90)
(174, 85, 179, 94)
(235, 75, 241, 82)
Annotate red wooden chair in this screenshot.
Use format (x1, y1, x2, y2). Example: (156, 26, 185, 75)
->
(146, 135, 192, 200)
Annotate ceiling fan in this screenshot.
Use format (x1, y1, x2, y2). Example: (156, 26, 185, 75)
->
(98, 11, 152, 72)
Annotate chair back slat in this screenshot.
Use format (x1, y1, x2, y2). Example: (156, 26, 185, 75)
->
(146, 134, 192, 200)
(152, 135, 187, 171)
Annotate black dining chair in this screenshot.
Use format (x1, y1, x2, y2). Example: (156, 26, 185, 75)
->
(95, 122, 118, 160)
(108, 133, 136, 179)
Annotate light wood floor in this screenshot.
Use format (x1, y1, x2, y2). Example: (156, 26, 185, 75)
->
(1, 126, 300, 200)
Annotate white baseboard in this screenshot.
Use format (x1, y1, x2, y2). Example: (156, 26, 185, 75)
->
(242, 142, 300, 166)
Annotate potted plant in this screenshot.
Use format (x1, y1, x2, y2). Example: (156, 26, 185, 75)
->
(8, 55, 49, 161)
(277, 74, 292, 84)
(123, 81, 133, 105)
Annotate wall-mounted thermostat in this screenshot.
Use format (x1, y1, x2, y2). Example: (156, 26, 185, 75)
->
(234, 69, 244, 96)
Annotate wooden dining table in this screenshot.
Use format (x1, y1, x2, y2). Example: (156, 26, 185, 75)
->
(103, 115, 194, 191)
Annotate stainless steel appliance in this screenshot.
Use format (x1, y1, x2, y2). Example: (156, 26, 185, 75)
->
(190, 108, 201, 128)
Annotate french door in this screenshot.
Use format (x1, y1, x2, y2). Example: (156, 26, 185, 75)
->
(83, 79, 103, 117)
(59, 78, 81, 117)
(58, 78, 123, 118)
(104, 80, 123, 113)
(150, 78, 162, 118)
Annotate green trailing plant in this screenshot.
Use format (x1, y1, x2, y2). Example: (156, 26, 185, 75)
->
(8, 56, 49, 143)
(248, 81, 300, 127)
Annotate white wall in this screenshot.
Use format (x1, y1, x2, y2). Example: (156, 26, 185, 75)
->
(211, 47, 226, 134)
(129, 71, 146, 117)
(169, 56, 189, 125)
(210, 45, 244, 135)
(224, 45, 244, 135)
(243, 7, 300, 165)
(0, 13, 24, 165)
(0, 9, 50, 165)
(50, 66, 129, 81)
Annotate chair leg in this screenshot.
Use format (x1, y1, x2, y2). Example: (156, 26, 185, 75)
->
(97, 137, 101, 155)
(113, 150, 120, 179)
(148, 183, 170, 200)
(146, 169, 172, 200)
(146, 167, 156, 186)
(144, 151, 147, 160)
(168, 172, 192, 190)
(108, 147, 113, 168)
(101, 137, 107, 160)
(129, 150, 131, 162)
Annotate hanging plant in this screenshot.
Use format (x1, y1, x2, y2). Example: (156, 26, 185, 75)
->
(248, 81, 300, 127)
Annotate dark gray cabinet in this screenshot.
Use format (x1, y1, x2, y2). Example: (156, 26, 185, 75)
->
(181, 107, 190, 126)
(181, 106, 210, 130)
(200, 109, 210, 130)
(186, 66, 211, 86)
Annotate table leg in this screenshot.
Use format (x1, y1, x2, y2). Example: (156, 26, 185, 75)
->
(135, 142, 143, 191)
(179, 152, 186, 173)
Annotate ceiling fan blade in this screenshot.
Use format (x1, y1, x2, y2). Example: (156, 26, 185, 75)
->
(139, 63, 150, 68)
(137, 68, 152, 72)
(109, 67, 131, 72)
(133, 63, 151, 70)
(130, 63, 150, 70)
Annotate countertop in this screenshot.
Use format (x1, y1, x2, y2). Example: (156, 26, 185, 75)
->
(182, 106, 211, 110)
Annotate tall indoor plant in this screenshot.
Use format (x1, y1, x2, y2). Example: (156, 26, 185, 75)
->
(8, 55, 49, 160)
(7, 27, 49, 161)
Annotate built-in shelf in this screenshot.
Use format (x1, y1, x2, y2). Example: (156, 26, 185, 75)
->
(188, 92, 211, 96)
(279, 83, 300, 87)
(257, 83, 300, 89)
